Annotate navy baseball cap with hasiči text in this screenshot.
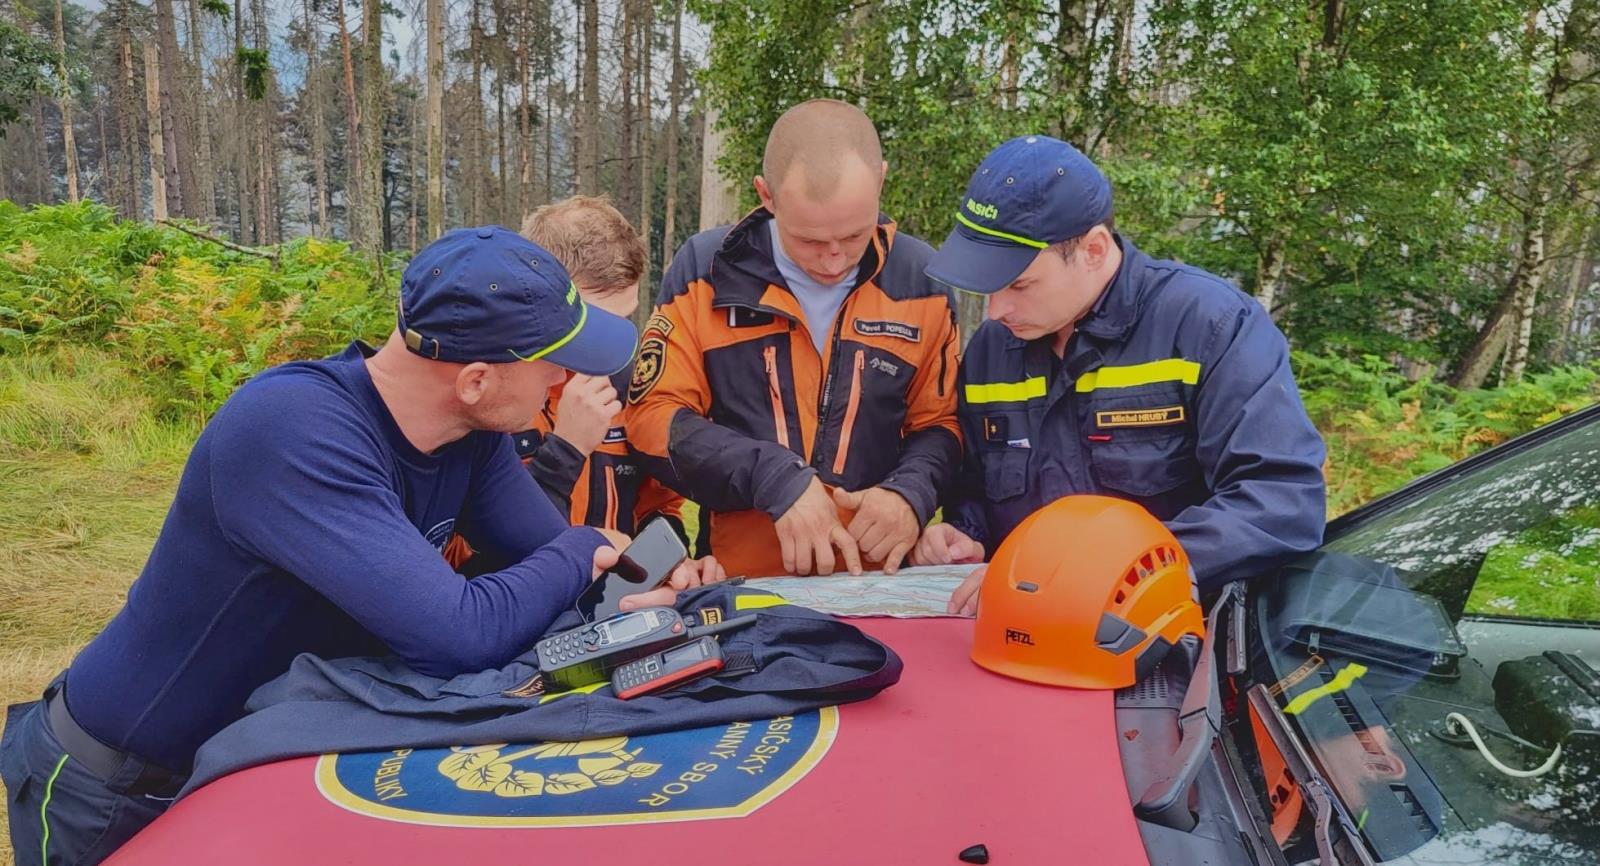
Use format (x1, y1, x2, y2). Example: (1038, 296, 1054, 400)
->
(925, 135, 1113, 295)
(397, 226, 637, 375)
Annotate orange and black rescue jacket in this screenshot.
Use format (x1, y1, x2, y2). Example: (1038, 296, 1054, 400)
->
(514, 369, 684, 537)
(625, 208, 961, 577)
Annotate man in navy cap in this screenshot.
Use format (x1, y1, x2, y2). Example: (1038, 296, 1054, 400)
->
(0, 227, 706, 866)
(911, 136, 1327, 612)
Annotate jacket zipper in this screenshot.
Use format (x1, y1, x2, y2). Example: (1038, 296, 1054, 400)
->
(765, 345, 791, 450)
(813, 306, 851, 466)
(831, 350, 866, 476)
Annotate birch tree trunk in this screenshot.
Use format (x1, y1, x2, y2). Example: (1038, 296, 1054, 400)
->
(1255, 234, 1287, 317)
(1452, 198, 1548, 389)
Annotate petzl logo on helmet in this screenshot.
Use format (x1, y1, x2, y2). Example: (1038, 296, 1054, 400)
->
(317, 709, 837, 827)
(965, 198, 999, 220)
(1004, 628, 1035, 647)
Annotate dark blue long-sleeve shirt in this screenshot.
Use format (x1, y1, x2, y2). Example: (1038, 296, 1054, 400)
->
(66, 342, 606, 771)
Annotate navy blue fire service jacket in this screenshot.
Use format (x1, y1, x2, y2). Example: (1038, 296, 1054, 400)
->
(179, 584, 901, 796)
(944, 236, 1327, 588)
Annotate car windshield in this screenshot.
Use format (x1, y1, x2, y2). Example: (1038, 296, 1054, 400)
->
(1249, 409, 1600, 865)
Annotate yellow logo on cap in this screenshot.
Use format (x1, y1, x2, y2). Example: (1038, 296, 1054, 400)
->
(566, 283, 578, 305)
(965, 198, 999, 220)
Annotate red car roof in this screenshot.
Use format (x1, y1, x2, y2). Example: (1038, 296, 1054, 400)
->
(109, 618, 1150, 866)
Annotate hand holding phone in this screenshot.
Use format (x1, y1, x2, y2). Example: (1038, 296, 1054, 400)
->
(575, 518, 688, 622)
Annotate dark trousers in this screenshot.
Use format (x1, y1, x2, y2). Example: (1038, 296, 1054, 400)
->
(1, 687, 175, 866)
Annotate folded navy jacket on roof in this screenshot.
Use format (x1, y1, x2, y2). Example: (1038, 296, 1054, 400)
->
(181, 584, 902, 796)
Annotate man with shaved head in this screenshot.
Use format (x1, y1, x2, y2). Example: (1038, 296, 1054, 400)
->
(626, 99, 962, 577)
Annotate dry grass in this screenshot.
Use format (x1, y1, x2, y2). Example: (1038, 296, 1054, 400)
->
(0, 348, 190, 866)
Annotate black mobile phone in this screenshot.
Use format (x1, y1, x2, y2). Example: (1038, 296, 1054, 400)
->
(574, 518, 687, 623)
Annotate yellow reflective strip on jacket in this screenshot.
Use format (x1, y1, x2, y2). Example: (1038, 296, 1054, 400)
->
(1075, 359, 1201, 393)
(1283, 663, 1368, 715)
(964, 376, 1048, 404)
(733, 594, 789, 611)
(538, 680, 609, 704)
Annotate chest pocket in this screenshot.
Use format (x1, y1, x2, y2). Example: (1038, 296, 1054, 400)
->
(1084, 384, 1198, 497)
(976, 410, 1031, 501)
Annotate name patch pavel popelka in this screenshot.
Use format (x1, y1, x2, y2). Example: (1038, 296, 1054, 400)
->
(853, 320, 921, 343)
(1095, 406, 1186, 429)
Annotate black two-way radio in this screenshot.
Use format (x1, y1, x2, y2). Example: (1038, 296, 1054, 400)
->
(536, 608, 757, 691)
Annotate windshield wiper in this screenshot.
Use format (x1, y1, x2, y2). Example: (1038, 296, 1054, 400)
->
(1134, 581, 1244, 830)
(1247, 684, 1378, 866)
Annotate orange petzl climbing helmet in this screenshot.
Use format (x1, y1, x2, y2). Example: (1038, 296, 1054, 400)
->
(971, 495, 1204, 689)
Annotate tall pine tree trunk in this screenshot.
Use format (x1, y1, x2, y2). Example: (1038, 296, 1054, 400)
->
(97, 103, 112, 203)
(545, 77, 554, 198)
(620, 0, 635, 217)
(579, 0, 599, 193)
(468, 0, 485, 224)
(304, 0, 329, 235)
(337, 0, 362, 243)
(636, 0, 653, 294)
(516, 0, 533, 216)
(186, 0, 216, 222)
(253, 0, 276, 244)
(154, 0, 190, 216)
(234, 0, 254, 241)
(120, 38, 144, 219)
(660, 0, 682, 280)
(53, 0, 80, 203)
(359, 0, 384, 252)
(144, 43, 169, 220)
(426, 0, 444, 240)
(497, 73, 508, 223)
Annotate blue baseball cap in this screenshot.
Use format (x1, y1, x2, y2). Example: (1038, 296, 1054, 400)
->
(926, 135, 1113, 295)
(397, 226, 637, 375)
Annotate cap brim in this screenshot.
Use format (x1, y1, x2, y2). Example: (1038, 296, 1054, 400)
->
(925, 225, 1042, 295)
(536, 303, 639, 376)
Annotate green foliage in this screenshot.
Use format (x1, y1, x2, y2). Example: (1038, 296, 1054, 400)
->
(689, 0, 1117, 240)
(691, 0, 1596, 372)
(1294, 352, 1600, 515)
(0, 18, 54, 132)
(237, 47, 272, 100)
(0, 201, 396, 421)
